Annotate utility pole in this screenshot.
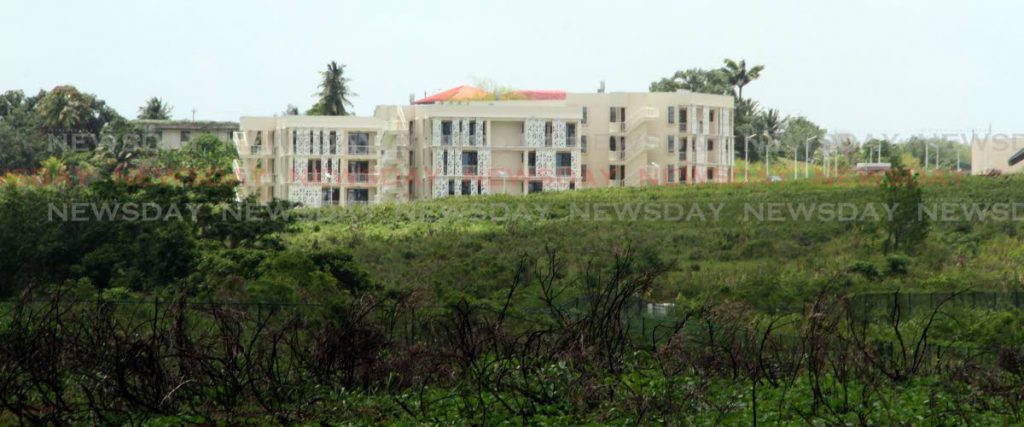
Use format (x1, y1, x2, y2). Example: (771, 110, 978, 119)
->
(744, 136, 749, 183)
(805, 139, 810, 179)
(925, 142, 929, 171)
(191, 108, 196, 122)
(793, 143, 798, 180)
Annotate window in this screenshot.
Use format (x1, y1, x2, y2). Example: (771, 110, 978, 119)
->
(609, 165, 618, 180)
(707, 167, 715, 181)
(307, 159, 321, 182)
(668, 167, 675, 183)
(528, 181, 543, 194)
(609, 107, 617, 122)
(349, 132, 370, 154)
(448, 180, 456, 195)
(309, 131, 314, 154)
(680, 137, 688, 161)
(609, 136, 616, 151)
(566, 123, 576, 146)
(680, 108, 687, 132)
(180, 131, 191, 143)
(329, 131, 337, 154)
(441, 121, 453, 145)
(710, 110, 715, 122)
(462, 151, 478, 175)
(668, 106, 675, 124)
(581, 135, 588, 152)
(680, 166, 687, 182)
(707, 138, 714, 151)
(581, 164, 587, 182)
(292, 130, 297, 153)
(442, 151, 448, 174)
(555, 152, 572, 177)
(667, 135, 675, 153)
(346, 188, 369, 205)
(321, 188, 340, 205)
(582, 107, 588, 124)
(461, 180, 472, 195)
(528, 151, 537, 176)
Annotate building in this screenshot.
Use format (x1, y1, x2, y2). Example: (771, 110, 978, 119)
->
(233, 86, 734, 207)
(971, 135, 1024, 175)
(134, 119, 238, 150)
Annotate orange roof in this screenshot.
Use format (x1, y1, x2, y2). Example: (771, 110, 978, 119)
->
(415, 85, 490, 104)
(415, 85, 566, 104)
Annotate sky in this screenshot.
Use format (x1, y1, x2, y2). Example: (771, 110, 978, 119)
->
(4, 0, 1022, 141)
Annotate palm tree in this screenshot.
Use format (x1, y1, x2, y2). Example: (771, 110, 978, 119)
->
(137, 97, 173, 120)
(722, 59, 765, 103)
(309, 61, 355, 116)
(35, 85, 93, 131)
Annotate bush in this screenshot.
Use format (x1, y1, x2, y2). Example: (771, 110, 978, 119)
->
(886, 254, 910, 275)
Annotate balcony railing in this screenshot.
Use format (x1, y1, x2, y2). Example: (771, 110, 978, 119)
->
(348, 145, 371, 155)
(608, 150, 625, 162)
(440, 135, 453, 146)
(556, 166, 572, 177)
(462, 165, 478, 176)
(348, 173, 370, 183)
(566, 136, 577, 147)
(467, 135, 482, 146)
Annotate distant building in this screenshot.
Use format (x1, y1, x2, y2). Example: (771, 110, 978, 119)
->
(134, 120, 238, 150)
(234, 85, 735, 206)
(971, 135, 1024, 175)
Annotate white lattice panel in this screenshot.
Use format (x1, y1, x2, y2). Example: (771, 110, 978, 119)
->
(553, 120, 566, 148)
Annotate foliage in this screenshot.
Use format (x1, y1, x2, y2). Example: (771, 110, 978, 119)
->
(137, 97, 173, 120)
(307, 61, 355, 116)
(880, 163, 930, 254)
(649, 68, 733, 95)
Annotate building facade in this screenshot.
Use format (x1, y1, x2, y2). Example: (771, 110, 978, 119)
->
(234, 88, 734, 207)
(134, 120, 238, 150)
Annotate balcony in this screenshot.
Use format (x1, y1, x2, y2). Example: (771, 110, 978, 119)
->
(348, 173, 371, 184)
(348, 144, 372, 155)
(462, 165, 478, 176)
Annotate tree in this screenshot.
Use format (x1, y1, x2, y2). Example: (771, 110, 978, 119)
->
(137, 97, 173, 120)
(181, 133, 237, 173)
(779, 116, 826, 161)
(34, 85, 118, 135)
(721, 59, 765, 105)
(283, 104, 299, 116)
(649, 68, 733, 95)
(880, 161, 929, 254)
(308, 61, 355, 116)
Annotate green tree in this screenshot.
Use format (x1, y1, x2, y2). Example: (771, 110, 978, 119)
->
(181, 133, 237, 173)
(137, 97, 173, 120)
(721, 58, 765, 105)
(34, 85, 118, 135)
(880, 161, 929, 254)
(649, 68, 733, 95)
(780, 116, 826, 161)
(308, 61, 355, 116)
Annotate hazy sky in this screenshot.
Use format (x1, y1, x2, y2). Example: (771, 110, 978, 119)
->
(4, 0, 1021, 140)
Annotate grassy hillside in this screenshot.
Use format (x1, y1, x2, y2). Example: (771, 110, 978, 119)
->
(288, 173, 1024, 310)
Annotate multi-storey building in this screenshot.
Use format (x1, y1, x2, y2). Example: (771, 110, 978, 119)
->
(234, 86, 733, 207)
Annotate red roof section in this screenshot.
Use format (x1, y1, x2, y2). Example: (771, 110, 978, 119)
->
(415, 85, 566, 104)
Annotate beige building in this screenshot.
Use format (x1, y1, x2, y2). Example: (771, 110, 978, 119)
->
(134, 120, 238, 150)
(971, 135, 1024, 175)
(234, 87, 734, 207)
